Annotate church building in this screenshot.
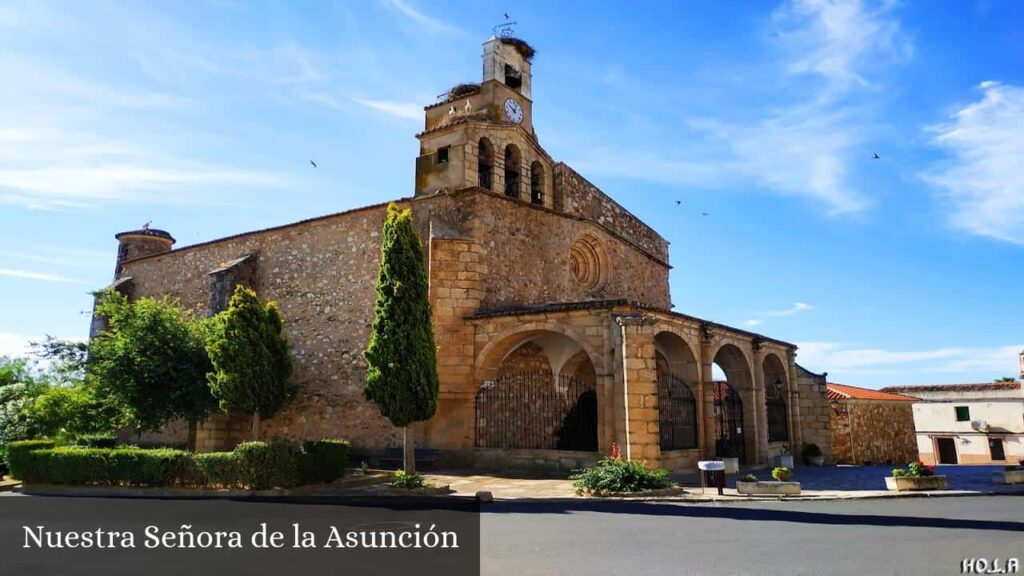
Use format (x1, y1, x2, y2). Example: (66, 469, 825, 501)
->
(104, 36, 832, 471)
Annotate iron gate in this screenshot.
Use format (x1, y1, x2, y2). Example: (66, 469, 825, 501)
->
(714, 381, 746, 462)
(475, 369, 597, 451)
(657, 372, 698, 450)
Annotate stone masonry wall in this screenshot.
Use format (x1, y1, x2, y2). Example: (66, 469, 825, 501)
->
(553, 163, 669, 263)
(795, 365, 833, 464)
(830, 399, 917, 465)
(121, 203, 401, 451)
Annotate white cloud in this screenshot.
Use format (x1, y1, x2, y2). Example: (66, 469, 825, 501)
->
(0, 162, 289, 209)
(924, 81, 1024, 246)
(774, 0, 911, 92)
(796, 341, 1024, 381)
(0, 333, 38, 359)
(744, 301, 814, 327)
(379, 0, 461, 34)
(352, 98, 423, 121)
(681, 0, 909, 215)
(0, 267, 78, 283)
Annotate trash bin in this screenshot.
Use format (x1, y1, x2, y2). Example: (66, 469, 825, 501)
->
(698, 460, 726, 495)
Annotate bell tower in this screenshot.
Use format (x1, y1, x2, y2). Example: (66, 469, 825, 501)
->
(414, 34, 540, 198)
(482, 36, 532, 100)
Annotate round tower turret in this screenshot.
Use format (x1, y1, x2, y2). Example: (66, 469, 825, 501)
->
(113, 225, 175, 278)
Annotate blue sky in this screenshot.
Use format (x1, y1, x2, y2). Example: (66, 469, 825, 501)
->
(0, 0, 1021, 387)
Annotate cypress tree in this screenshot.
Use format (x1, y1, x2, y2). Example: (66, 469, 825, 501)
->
(206, 285, 293, 440)
(364, 203, 439, 473)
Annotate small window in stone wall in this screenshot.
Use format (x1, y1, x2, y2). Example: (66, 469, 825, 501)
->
(208, 273, 233, 315)
(436, 146, 449, 165)
(955, 406, 970, 422)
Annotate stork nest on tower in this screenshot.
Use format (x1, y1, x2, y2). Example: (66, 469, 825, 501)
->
(499, 37, 536, 62)
(447, 83, 481, 100)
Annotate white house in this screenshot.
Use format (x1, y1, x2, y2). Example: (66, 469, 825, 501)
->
(880, 381, 1023, 465)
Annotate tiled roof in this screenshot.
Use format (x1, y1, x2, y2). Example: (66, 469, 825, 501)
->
(827, 383, 918, 401)
(880, 382, 1021, 394)
(466, 300, 796, 348)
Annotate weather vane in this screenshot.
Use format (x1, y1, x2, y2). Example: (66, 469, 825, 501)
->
(492, 13, 516, 38)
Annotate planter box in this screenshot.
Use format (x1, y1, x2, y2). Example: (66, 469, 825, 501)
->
(736, 480, 801, 496)
(773, 455, 795, 468)
(993, 470, 1024, 485)
(884, 475, 948, 491)
(721, 457, 739, 474)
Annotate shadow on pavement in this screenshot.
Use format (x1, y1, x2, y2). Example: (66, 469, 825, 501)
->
(482, 499, 1024, 532)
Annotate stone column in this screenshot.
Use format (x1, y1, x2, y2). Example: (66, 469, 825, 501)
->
(699, 329, 718, 457)
(787, 352, 804, 455)
(751, 343, 768, 467)
(613, 314, 660, 466)
(422, 235, 486, 451)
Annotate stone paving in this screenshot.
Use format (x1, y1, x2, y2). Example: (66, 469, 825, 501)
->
(425, 465, 1022, 501)
(673, 464, 1009, 492)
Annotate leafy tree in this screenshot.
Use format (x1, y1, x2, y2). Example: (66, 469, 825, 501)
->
(89, 291, 216, 449)
(364, 204, 439, 473)
(25, 384, 125, 438)
(206, 285, 293, 440)
(994, 377, 1018, 383)
(0, 356, 37, 389)
(30, 336, 88, 386)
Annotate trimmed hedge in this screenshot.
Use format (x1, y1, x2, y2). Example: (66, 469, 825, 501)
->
(6, 440, 56, 480)
(194, 452, 241, 488)
(235, 441, 301, 490)
(16, 447, 192, 486)
(12, 437, 349, 489)
(74, 434, 118, 449)
(300, 439, 349, 484)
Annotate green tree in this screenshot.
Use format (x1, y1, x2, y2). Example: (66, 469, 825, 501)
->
(0, 356, 37, 389)
(364, 204, 439, 474)
(89, 291, 216, 449)
(994, 377, 1017, 383)
(206, 285, 293, 440)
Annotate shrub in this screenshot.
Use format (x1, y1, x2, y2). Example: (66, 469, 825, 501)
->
(741, 473, 758, 482)
(300, 439, 349, 484)
(570, 457, 673, 495)
(194, 452, 241, 488)
(234, 440, 301, 490)
(891, 468, 908, 478)
(801, 443, 822, 463)
(106, 448, 191, 486)
(389, 470, 426, 489)
(771, 467, 793, 482)
(892, 460, 935, 478)
(6, 440, 55, 480)
(75, 434, 117, 449)
(30, 447, 109, 484)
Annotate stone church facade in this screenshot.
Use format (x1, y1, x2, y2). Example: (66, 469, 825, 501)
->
(103, 36, 830, 471)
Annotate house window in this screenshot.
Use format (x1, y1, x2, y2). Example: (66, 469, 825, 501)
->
(989, 438, 1006, 461)
(436, 146, 449, 165)
(955, 406, 970, 422)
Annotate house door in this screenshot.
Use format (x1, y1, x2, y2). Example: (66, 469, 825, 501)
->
(936, 437, 958, 464)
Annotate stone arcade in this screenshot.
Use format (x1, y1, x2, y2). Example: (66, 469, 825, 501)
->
(101, 36, 831, 471)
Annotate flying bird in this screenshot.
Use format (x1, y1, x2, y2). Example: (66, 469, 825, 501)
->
(702, 213, 710, 216)
(872, 152, 880, 160)
(675, 200, 682, 205)
(310, 160, 317, 168)
(504, 12, 510, 20)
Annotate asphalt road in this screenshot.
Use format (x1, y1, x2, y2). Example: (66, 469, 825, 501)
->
(482, 496, 1024, 576)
